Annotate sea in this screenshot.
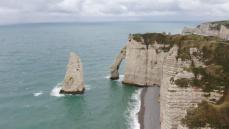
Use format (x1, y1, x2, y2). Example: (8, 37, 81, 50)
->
(0, 21, 197, 129)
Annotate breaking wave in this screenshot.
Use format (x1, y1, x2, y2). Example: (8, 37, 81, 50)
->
(50, 83, 65, 97)
(105, 74, 124, 82)
(126, 89, 142, 129)
(33, 91, 43, 97)
(50, 83, 91, 97)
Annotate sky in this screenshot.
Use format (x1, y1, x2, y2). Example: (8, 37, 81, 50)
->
(0, 0, 229, 24)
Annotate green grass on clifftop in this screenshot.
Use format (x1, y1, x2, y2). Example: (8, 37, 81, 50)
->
(132, 33, 229, 60)
(207, 20, 229, 30)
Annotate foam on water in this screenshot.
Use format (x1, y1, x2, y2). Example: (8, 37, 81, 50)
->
(50, 83, 65, 97)
(105, 74, 124, 82)
(33, 91, 43, 96)
(50, 83, 91, 97)
(118, 74, 124, 82)
(126, 89, 142, 129)
(105, 75, 110, 79)
(85, 85, 91, 90)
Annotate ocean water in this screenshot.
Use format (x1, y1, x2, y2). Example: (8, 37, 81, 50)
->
(0, 22, 197, 129)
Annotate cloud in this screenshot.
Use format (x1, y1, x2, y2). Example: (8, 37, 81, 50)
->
(0, 0, 229, 24)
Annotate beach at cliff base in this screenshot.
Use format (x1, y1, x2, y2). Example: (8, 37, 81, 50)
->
(139, 87, 160, 129)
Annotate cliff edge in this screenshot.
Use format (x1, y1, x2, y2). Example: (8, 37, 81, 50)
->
(182, 21, 229, 40)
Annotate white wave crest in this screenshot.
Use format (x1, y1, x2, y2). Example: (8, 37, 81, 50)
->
(118, 74, 124, 82)
(50, 83, 65, 97)
(33, 91, 43, 97)
(105, 75, 110, 79)
(104, 74, 124, 82)
(50, 83, 90, 97)
(126, 89, 142, 129)
(85, 85, 91, 90)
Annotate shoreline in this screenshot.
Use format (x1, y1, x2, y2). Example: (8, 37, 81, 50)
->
(138, 86, 160, 129)
(138, 87, 147, 129)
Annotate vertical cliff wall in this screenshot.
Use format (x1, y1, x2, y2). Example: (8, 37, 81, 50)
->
(123, 39, 165, 86)
(110, 34, 168, 86)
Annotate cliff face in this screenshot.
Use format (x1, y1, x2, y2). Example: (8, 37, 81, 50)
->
(160, 47, 223, 129)
(111, 33, 228, 129)
(182, 21, 229, 40)
(123, 39, 165, 86)
(111, 36, 166, 86)
(60, 52, 85, 94)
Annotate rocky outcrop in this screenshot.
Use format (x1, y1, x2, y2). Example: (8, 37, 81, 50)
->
(60, 52, 85, 94)
(182, 21, 229, 40)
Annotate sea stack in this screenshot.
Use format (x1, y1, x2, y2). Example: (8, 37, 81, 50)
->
(60, 52, 85, 94)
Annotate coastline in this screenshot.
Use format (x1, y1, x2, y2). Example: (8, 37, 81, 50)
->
(138, 88, 147, 129)
(138, 87, 160, 129)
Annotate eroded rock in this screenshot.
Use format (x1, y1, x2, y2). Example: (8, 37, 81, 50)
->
(110, 46, 126, 80)
(60, 52, 85, 94)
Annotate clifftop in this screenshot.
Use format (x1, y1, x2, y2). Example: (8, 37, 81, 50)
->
(131, 33, 229, 92)
(132, 33, 228, 45)
(182, 20, 229, 40)
(202, 20, 229, 30)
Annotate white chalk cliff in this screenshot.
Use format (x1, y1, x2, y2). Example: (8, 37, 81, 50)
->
(110, 46, 126, 80)
(110, 33, 226, 129)
(111, 35, 165, 86)
(60, 52, 85, 94)
(160, 47, 223, 129)
(182, 21, 229, 40)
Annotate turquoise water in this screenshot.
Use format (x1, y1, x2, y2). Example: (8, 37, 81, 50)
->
(0, 22, 197, 129)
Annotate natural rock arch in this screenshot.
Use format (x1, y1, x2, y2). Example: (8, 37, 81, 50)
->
(110, 46, 126, 80)
(110, 37, 164, 86)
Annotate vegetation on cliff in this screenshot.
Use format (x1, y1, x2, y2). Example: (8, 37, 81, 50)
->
(182, 90, 229, 129)
(178, 37, 229, 128)
(175, 42, 229, 92)
(207, 20, 229, 30)
(133, 33, 228, 91)
(132, 33, 228, 60)
(196, 21, 229, 30)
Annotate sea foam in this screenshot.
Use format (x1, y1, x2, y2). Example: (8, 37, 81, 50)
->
(85, 85, 91, 90)
(50, 83, 65, 97)
(33, 91, 43, 96)
(126, 89, 142, 129)
(50, 83, 91, 97)
(105, 74, 124, 82)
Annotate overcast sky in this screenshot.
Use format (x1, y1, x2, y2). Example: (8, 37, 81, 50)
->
(0, 0, 229, 24)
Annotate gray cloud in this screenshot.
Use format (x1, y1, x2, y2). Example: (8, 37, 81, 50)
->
(0, 0, 229, 24)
